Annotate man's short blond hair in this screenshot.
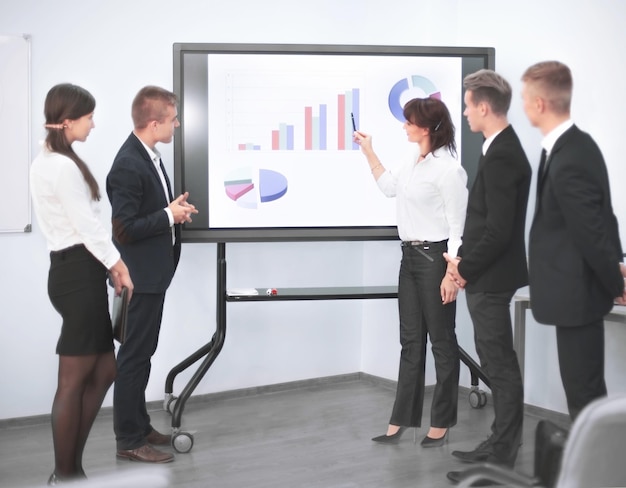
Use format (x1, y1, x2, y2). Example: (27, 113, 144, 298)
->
(521, 61, 572, 115)
(463, 69, 512, 116)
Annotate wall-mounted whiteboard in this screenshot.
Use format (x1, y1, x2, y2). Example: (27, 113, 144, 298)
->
(0, 35, 31, 233)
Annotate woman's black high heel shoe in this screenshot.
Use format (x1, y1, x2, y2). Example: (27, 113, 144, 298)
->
(420, 429, 448, 448)
(47, 471, 86, 485)
(47, 473, 61, 486)
(371, 426, 407, 444)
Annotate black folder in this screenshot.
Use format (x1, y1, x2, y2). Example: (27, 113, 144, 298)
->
(112, 286, 129, 344)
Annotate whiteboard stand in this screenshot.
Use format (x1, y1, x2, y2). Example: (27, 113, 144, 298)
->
(162, 242, 491, 453)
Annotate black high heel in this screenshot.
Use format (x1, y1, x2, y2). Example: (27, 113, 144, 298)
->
(371, 426, 407, 444)
(420, 429, 448, 448)
(47, 473, 61, 486)
(47, 471, 86, 485)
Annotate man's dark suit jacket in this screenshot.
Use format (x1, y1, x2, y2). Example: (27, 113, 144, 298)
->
(106, 133, 181, 294)
(458, 125, 532, 293)
(529, 125, 622, 326)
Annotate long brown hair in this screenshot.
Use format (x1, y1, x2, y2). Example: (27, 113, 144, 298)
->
(403, 97, 457, 157)
(44, 83, 100, 200)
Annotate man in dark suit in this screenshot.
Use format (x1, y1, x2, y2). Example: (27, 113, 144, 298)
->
(521, 61, 626, 420)
(107, 86, 197, 463)
(443, 70, 531, 483)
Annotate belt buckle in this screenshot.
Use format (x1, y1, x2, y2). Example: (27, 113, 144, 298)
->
(402, 240, 430, 248)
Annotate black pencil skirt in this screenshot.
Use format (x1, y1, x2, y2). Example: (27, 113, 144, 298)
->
(48, 244, 114, 355)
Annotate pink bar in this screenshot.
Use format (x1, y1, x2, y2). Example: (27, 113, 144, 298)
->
(304, 107, 312, 150)
(337, 94, 345, 150)
(238, 143, 246, 150)
(272, 130, 279, 150)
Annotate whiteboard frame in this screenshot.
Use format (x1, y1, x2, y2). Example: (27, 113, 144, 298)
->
(173, 43, 495, 242)
(0, 34, 31, 233)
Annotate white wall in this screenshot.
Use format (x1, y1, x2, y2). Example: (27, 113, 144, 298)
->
(1, 0, 626, 421)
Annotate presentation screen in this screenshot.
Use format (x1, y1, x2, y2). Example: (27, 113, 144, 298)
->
(173, 43, 495, 242)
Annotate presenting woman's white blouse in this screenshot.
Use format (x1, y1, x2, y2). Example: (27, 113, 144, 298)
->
(376, 147, 468, 257)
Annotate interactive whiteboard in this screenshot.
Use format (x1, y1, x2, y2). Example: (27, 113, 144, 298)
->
(173, 43, 494, 242)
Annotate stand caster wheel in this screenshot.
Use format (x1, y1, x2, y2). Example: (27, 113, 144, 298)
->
(479, 391, 487, 407)
(165, 396, 178, 415)
(469, 388, 487, 409)
(172, 432, 194, 453)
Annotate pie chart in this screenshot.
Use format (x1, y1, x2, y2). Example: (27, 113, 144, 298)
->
(224, 167, 288, 209)
(388, 75, 441, 122)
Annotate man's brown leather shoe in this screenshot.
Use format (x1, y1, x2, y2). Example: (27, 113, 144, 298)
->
(145, 428, 172, 446)
(116, 444, 174, 463)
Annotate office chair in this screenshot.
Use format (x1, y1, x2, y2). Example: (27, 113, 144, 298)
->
(456, 394, 626, 487)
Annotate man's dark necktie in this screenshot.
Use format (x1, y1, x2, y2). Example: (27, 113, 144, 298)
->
(159, 158, 174, 202)
(159, 158, 177, 245)
(536, 149, 548, 199)
(538, 149, 547, 177)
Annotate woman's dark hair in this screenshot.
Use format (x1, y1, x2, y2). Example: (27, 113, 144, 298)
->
(403, 97, 457, 157)
(44, 83, 100, 200)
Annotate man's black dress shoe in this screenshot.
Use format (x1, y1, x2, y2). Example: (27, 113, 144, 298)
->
(452, 437, 494, 463)
(446, 470, 501, 486)
(371, 426, 407, 444)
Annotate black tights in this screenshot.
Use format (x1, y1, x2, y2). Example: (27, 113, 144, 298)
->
(51, 351, 116, 479)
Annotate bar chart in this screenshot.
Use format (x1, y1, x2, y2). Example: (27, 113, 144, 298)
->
(226, 71, 361, 152)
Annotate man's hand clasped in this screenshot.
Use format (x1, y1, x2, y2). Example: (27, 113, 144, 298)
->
(443, 252, 467, 289)
(169, 191, 199, 224)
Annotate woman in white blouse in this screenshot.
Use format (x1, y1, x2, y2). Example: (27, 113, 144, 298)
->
(354, 97, 467, 447)
(30, 84, 133, 485)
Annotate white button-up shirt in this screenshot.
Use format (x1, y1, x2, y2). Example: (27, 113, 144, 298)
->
(29, 145, 120, 269)
(376, 147, 468, 257)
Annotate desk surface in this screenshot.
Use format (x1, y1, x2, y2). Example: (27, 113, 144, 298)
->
(226, 286, 398, 302)
(513, 290, 626, 324)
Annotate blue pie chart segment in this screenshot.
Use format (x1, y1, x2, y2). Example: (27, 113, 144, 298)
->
(388, 75, 441, 122)
(259, 169, 288, 203)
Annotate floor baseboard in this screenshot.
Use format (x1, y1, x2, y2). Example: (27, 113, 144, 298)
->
(0, 372, 570, 429)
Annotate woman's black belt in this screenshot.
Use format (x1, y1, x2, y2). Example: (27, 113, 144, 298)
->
(401, 239, 448, 248)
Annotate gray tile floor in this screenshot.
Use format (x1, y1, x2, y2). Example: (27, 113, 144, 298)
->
(0, 376, 555, 487)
